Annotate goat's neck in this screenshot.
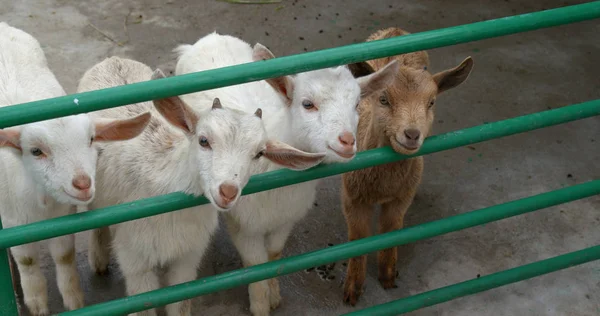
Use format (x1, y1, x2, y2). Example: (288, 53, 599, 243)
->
(279, 111, 299, 147)
(154, 135, 203, 196)
(362, 108, 391, 150)
(262, 104, 296, 148)
(29, 178, 62, 210)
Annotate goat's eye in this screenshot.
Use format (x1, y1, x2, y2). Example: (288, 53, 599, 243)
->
(30, 148, 43, 157)
(90, 136, 94, 145)
(379, 95, 389, 106)
(429, 100, 435, 108)
(254, 151, 264, 159)
(302, 100, 315, 110)
(199, 136, 211, 148)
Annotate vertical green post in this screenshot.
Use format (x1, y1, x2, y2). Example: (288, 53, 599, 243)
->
(0, 220, 18, 315)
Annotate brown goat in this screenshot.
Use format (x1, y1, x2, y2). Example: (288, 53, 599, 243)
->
(341, 27, 474, 305)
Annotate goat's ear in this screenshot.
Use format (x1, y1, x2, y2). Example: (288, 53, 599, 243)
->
(151, 68, 198, 134)
(252, 43, 276, 62)
(0, 128, 21, 150)
(252, 43, 295, 103)
(433, 56, 474, 94)
(94, 112, 152, 142)
(357, 60, 399, 98)
(263, 140, 325, 171)
(347, 61, 375, 78)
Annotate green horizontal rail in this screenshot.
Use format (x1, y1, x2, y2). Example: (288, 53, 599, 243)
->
(0, 221, 17, 316)
(0, 1, 599, 128)
(59, 180, 600, 315)
(345, 245, 600, 316)
(0, 99, 598, 249)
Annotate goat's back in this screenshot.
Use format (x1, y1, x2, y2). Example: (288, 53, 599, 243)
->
(78, 56, 155, 119)
(174, 32, 287, 133)
(175, 32, 255, 73)
(0, 22, 64, 106)
(367, 27, 430, 71)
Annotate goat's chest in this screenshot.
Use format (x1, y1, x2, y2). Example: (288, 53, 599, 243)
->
(112, 206, 218, 266)
(343, 157, 423, 204)
(0, 179, 72, 227)
(228, 181, 317, 234)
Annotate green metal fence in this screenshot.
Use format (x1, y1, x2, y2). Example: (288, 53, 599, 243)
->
(0, 2, 599, 315)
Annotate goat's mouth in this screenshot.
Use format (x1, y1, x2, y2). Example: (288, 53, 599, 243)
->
(210, 193, 238, 211)
(394, 140, 420, 153)
(327, 145, 355, 159)
(215, 201, 232, 211)
(62, 188, 93, 203)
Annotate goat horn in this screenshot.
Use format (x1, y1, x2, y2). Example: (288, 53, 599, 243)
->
(212, 98, 222, 109)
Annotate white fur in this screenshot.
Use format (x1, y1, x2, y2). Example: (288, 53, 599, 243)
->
(78, 56, 324, 316)
(174, 32, 398, 316)
(0, 23, 152, 316)
(0, 22, 89, 316)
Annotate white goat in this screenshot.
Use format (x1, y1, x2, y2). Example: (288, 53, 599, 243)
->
(78, 56, 326, 316)
(0, 23, 150, 316)
(175, 32, 398, 316)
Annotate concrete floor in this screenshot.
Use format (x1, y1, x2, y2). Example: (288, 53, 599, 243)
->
(2, 0, 600, 315)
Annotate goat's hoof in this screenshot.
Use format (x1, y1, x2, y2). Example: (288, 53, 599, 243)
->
(379, 277, 398, 289)
(90, 260, 109, 275)
(25, 297, 49, 316)
(89, 253, 110, 275)
(343, 280, 363, 306)
(91, 261, 109, 275)
(95, 267, 109, 275)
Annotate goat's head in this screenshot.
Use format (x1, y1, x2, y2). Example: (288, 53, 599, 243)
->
(349, 56, 473, 154)
(252, 44, 398, 164)
(0, 112, 151, 205)
(152, 69, 325, 211)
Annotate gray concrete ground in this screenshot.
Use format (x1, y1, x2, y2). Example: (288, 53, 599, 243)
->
(2, 0, 599, 315)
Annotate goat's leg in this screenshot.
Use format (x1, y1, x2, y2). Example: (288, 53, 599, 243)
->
(115, 247, 159, 316)
(164, 251, 203, 316)
(88, 226, 111, 275)
(11, 243, 48, 316)
(7, 250, 20, 302)
(377, 188, 416, 289)
(342, 194, 373, 306)
(7, 250, 22, 314)
(230, 231, 271, 316)
(49, 234, 84, 310)
(265, 223, 294, 310)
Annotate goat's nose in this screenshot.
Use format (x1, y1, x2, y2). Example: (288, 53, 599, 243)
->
(404, 129, 421, 141)
(72, 174, 91, 191)
(338, 132, 356, 147)
(219, 183, 239, 202)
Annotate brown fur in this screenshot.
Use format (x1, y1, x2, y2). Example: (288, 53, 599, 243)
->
(57, 249, 75, 265)
(268, 251, 282, 262)
(18, 256, 35, 266)
(342, 27, 474, 305)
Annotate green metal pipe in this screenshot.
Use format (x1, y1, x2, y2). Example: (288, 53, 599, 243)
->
(0, 221, 18, 315)
(59, 180, 600, 315)
(0, 99, 598, 249)
(345, 245, 600, 316)
(0, 2, 599, 128)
